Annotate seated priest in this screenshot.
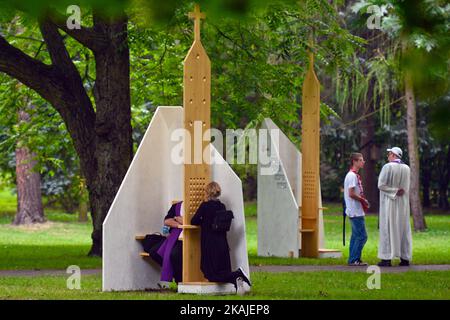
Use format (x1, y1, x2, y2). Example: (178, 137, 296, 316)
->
(142, 202, 183, 284)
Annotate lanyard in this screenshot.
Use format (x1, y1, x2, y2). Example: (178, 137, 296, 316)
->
(350, 168, 364, 196)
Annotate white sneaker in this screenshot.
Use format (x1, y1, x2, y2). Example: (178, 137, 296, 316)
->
(235, 277, 245, 296)
(157, 281, 170, 289)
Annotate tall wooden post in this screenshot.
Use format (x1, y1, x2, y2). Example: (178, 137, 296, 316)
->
(300, 52, 320, 258)
(182, 4, 211, 283)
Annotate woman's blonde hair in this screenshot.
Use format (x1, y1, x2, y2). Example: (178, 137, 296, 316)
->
(205, 181, 221, 201)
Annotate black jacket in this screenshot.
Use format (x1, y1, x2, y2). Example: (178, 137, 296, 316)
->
(191, 199, 231, 280)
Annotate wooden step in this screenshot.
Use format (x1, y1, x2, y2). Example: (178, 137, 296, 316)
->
(299, 229, 314, 233)
(318, 248, 342, 259)
(135, 235, 145, 240)
(318, 248, 341, 253)
(298, 207, 328, 210)
(140, 252, 150, 257)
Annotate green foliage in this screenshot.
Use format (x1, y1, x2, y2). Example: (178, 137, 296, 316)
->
(320, 1, 448, 206)
(352, 0, 450, 100)
(0, 17, 92, 210)
(127, 1, 364, 199)
(333, 37, 396, 127)
(0, 202, 449, 271)
(128, 1, 363, 144)
(429, 94, 450, 142)
(1, 0, 446, 210)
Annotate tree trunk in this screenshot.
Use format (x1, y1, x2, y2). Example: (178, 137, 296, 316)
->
(86, 15, 133, 256)
(358, 29, 380, 214)
(244, 172, 257, 201)
(13, 109, 45, 225)
(78, 201, 88, 222)
(404, 70, 426, 230)
(438, 184, 449, 210)
(421, 161, 431, 208)
(437, 146, 450, 210)
(0, 11, 132, 256)
(360, 104, 379, 214)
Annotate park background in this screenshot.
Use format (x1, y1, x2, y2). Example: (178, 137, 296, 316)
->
(0, 0, 449, 299)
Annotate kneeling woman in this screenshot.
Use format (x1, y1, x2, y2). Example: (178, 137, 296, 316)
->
(191, 181, 251, 292)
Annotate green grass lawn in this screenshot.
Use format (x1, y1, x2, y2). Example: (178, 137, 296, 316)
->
(246, 215, 450, 266)
(0, 212, 100, 270)
(0, 188, 17, 215)
(0, 191, 449, 270)
(0, 189, 99, 270)
(1, 190, 449, 300)
(0, 190, 450, 270)
(0, 271, 448, 300)
(245, 201, 450, 266)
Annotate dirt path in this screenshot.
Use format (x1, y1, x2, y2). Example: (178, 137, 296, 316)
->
(1, 264, 449, 277)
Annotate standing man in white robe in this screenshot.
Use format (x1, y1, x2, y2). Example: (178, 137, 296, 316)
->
(377, 147, 413, 267)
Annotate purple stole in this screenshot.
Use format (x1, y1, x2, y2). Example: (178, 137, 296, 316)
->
(157, 201, 182, 282)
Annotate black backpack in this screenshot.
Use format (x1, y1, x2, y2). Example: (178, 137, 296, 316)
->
(211, 210, 234, 232)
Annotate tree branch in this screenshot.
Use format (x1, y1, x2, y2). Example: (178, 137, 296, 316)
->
(47, 10, 108, 52)
(38, 18, 77, 72)
(37, 17, 96, 118)
(211, 23, 256, 60)
(0, 33, 97, 176)
(0, 35, 62, 107)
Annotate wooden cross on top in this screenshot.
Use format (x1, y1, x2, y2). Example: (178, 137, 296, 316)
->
(308, 51, 314, 70)
(308, 37, 315, 70)
(188, 4, 206, 41)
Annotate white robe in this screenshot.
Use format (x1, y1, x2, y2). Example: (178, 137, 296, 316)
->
(377, 162, 413, 261)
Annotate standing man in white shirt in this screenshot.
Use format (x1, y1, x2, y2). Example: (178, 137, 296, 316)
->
(344, 153, 369, 266)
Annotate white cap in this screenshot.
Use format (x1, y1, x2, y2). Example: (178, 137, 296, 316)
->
(387, 147, 402, 158)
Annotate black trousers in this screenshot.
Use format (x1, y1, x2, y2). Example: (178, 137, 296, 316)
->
(170, 240, 183, 283)
(206, 270, 242, 287)
(147, 239, 183, 283)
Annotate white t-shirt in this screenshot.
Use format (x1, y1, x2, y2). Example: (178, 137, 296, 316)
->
(344, 171, 364, 217)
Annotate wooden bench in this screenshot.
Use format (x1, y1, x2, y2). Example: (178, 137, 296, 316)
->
(135, 235, 149, 257)
(135, 224, 200, 258)
(135, 231, 225, 287)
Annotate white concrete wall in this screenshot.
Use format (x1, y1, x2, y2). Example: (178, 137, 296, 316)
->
(257, 118, 324, 258)
(257, 119, 299, 257)
(103, 106, 248, 291)
(262, 119, 302, 205)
